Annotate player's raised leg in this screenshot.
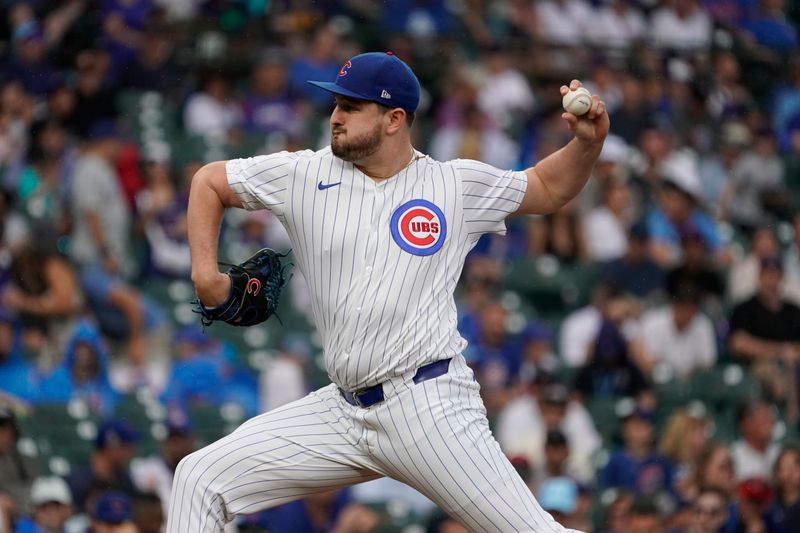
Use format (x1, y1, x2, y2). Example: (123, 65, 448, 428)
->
(166, 384, 382, 533)
(370, 356, 578, 533)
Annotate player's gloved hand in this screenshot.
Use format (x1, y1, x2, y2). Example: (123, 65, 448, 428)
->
(193, 248, 290, 327)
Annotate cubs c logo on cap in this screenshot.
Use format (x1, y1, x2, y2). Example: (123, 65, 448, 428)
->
(390, 199, 447, 256)
(338, 60, 352, 77)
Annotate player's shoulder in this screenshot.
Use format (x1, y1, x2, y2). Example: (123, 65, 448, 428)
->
(444, 158, 525, 186)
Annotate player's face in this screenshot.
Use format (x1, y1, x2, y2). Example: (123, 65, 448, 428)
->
(330, 96, 384, 162)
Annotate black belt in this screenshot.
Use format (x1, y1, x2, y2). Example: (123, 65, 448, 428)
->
(339, 358, 452, 408)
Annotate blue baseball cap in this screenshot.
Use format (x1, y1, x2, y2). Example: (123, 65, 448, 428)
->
(94, 419, 140, 449)
(93, 491, 132, 523)
(308, 52, 420, 113)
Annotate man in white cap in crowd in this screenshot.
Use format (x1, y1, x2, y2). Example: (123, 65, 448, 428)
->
(13, 476, 73, 533)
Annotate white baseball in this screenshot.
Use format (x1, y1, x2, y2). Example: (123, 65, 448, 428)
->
(562, 87, 592, 116)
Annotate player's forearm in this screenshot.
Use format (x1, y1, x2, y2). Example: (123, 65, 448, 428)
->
(188, 162, 239, 306)
(531, 137, 602, 210)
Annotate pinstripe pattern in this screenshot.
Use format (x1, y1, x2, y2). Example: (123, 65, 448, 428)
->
(166, 149, 581, 532)
(226, 150, 525, 391)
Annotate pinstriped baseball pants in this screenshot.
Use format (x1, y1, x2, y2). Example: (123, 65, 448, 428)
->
(165, 356, 579, 533)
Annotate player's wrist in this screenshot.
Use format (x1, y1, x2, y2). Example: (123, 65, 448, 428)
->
(192, 271, 230, 307)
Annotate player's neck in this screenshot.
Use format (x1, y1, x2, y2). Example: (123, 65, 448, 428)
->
(355, 143, 418, 183)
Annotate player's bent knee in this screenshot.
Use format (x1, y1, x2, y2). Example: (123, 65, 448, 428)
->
(174, 449, 219, 495)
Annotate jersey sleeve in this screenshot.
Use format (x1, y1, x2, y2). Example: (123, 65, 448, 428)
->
(226, 151, 307, 216)
(456, 159, 527, 236)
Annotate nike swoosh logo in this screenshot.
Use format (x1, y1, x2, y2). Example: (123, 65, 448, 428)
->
(317, 181, 342, 190)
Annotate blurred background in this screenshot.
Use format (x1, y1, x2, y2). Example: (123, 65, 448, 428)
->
(0, 0, 799, 532)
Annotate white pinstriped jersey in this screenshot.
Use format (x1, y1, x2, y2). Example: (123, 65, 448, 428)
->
(226, 147, 527, 391)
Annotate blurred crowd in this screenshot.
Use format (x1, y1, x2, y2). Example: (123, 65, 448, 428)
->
(0, 0, 799, 532)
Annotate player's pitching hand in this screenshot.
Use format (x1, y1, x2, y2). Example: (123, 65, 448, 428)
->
(560, 80, 609, 145)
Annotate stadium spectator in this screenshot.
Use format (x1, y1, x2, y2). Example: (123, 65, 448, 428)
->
(628, 496, 670, 533)
(6, 240, 84, 370)
(638, 283, 717, 379)
(738, 0, 798, 52)
(785, 213, 800, 294)
(583, 178, 632, 263)
(475, 47, 535, 134)
(260, 334, 313, 412)
(242, 487, 379, 533)
(769, 446, 800, 533)
(728, 477, 775, 533)
(686, 486, 730, 533)
(119, 28, 182, 100)
(772, 56, 800, 153)
(649, 0, 713, 54)
(609, 75, 653, 146)
(130, 492, 163, 533)
(287, 25, 343, 111)
(534, 0, 592, 47)
(532, 430, 585, 490)
(586, 0, 647, 54)
(577, 133, 631, 211)
(731, 400, 781, 481)
(599, 407, 675, 497)
(130, 417, 195, 514)
(600, 222, 665, 300)
(728, 226, 800, 305)
(537, 476, 581, 531)
(69, 120, 152, 366)
(574, 320, 651, 399)
(240, 50, 305, 141)
(600, 489, 635, 533)
(71, 51, 119, 139)
(0, 406, 38, 520)
(659, 406, 713, 500)
(135, 156, 190, 279)
(430, 103, 519, 169)
(182, 70, 242, 142)
(15, 119, 73, 234)
(88, 491, 136, 533)
(496, 381, 600, 485)
(14, 476, 74, 533)
(4, 21, 62, 98)
(160, 326, 259, 417)
(646, 151, 727, 269)
(706, 51, 752, 120)
(0, 314, 37, 402)
(66, 420, 139, 514)
(698, 121, 750, 214)
(37, 321, 120, 417)
(665, 228, 725, 307)
(690, 443, 738, 500)
(100, 0, 154, 76)
(0, 81, 36, 190)
(728, 256, 800, 401)
(528, 202, 587, 265)
(721, 126, 788, 230)
(519, 323, 561, 383)
(465, 299, 525, 411)
(560, 283, 635, 368)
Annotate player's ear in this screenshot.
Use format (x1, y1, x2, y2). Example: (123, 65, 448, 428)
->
(384, 107, 407, 134)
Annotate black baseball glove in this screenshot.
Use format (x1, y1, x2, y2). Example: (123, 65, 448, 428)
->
(194, 248, 290, 327)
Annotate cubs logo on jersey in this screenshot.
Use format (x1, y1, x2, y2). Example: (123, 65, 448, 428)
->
(390, 199, 447, 256)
